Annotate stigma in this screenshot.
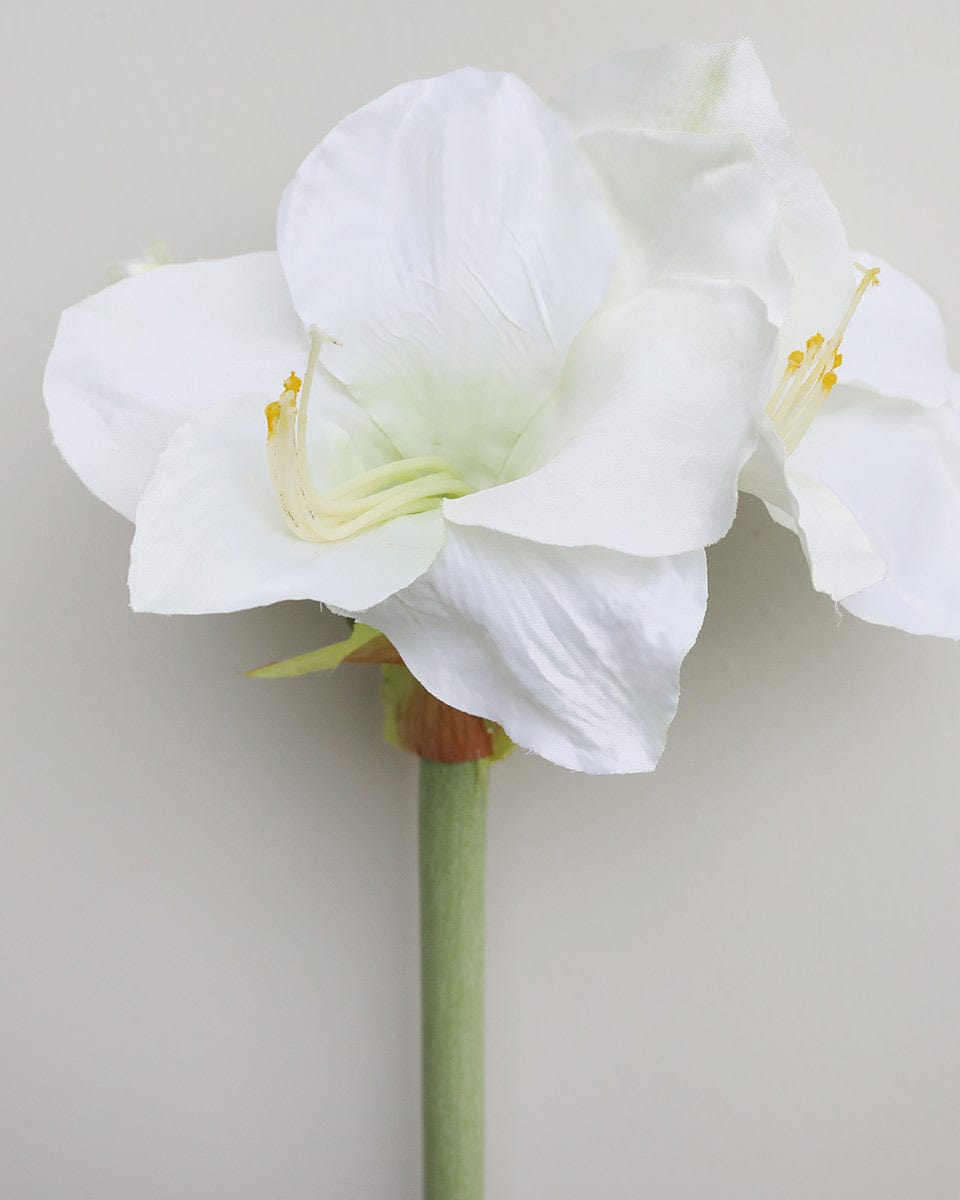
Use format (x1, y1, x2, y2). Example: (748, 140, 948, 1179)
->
(265, 329, 471, 542)
(766, 263, 881, 455)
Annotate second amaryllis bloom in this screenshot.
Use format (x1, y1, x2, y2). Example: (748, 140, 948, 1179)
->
(557, 39, 960, 638)
(44, 68, 781, 773)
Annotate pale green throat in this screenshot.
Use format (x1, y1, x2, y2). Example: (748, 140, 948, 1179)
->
(265, 330, 471, 542)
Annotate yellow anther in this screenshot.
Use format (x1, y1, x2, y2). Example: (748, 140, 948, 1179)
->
(766, 262, 880, 454)
(265, 400, 282, 441)
(853, 261, 882, 288)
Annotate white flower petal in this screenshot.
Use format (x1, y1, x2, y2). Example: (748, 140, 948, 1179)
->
(277, 68, 619, 486)
(556, 38, 854, 353)
(738, 422, 798, 530)
(740, 425, 887, 601)
(791, 388, 960, 636)
(44, 252, 305, 520)
(572, 127, 789, 321)
(838, 253, 960, 408)
(359, 525, 707, 774)
(788, 471, 888, 601)
(445, 278, 777, 556)
(128, 393, 444, 616)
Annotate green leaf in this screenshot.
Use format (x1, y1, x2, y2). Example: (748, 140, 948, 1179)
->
(246, 623, 382, 679)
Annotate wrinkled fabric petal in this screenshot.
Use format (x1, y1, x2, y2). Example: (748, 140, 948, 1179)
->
(358, 524, 707, 773)
(277, 68, 619, 486)
(128, 392, 445, 615)
(44, 252, 305, 520)
(555, 38, 854, 354)
(791, 388, 960, 635)
(446, 278, 777, 556)
(838, 253, 960, 408)
(572, 127, 789, 319)
(740, 425, 887, 600)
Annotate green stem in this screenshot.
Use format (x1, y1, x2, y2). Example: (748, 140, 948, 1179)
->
(419, 758, 488, 1200)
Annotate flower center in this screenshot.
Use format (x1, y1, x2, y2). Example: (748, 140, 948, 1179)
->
(265, 330, 471, 542)
(766, 262, 881, 455)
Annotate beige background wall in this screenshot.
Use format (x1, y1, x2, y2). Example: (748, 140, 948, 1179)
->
(3, 1, 959, 1196)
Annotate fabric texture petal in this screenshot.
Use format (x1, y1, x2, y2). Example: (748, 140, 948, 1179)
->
(358, 524, 707, 774)
(128, 393, 445, 615)
(277, 68, 619, 487)
(791, 388, 960, 635)
(787, 470, 888, 601)
(837, 253, 960, 408)
(572, 127, 789, 320)
(555, 38, 854, 354)
(446, 278, 777, 556)
(740, 425, 887, 601)
(44, 252, 306, 520)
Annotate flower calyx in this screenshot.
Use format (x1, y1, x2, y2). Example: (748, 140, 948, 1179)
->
(247, 620, 514, 764)
(381, 664, 515, 765)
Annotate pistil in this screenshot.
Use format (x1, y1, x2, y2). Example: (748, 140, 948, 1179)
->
(766, 263, 880, 455)
(265, 330, 471, 542)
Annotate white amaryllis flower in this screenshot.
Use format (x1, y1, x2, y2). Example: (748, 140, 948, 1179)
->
(557, 39, 960, 638)
(45, 68, 781, 772)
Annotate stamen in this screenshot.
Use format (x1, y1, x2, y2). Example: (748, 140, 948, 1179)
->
(766, 263, 880, 455)
(264, 329, 471, 541)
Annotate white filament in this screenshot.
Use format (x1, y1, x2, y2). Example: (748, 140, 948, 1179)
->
(266, 330, 471, 542)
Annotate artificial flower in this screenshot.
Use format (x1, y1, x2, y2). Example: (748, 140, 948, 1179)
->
(45, 67, 781, 772)
(556, 38, 960, 637)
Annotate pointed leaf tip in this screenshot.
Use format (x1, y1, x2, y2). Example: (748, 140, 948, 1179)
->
(246, 622, 386, 679)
